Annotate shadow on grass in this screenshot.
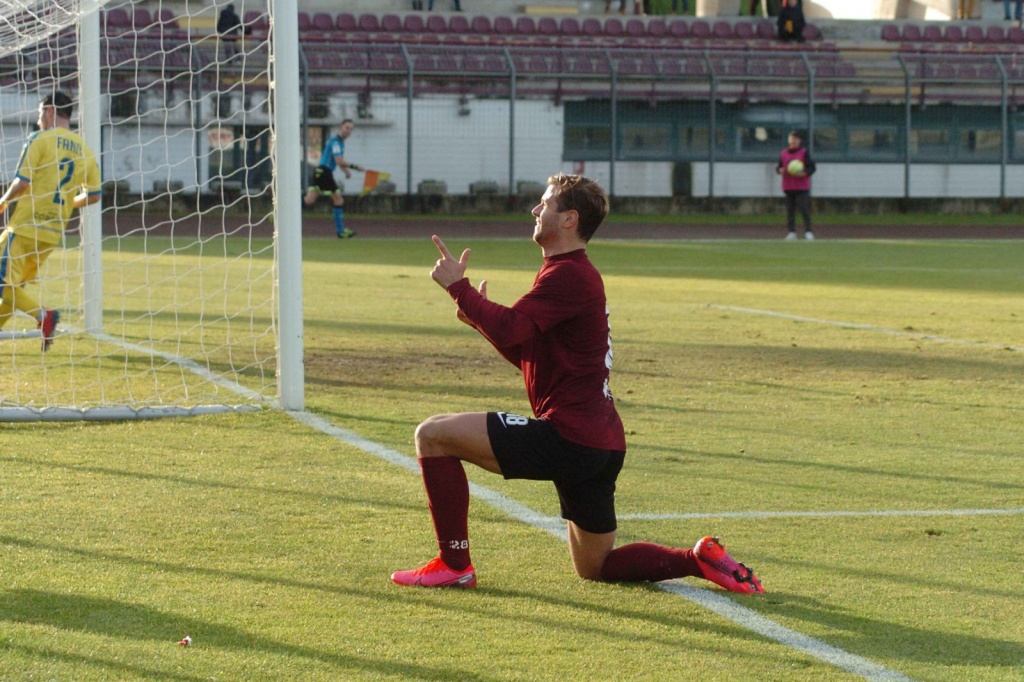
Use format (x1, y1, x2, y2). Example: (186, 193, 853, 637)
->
(765, 591, 1024, 668)
(0, 588, 493, 681)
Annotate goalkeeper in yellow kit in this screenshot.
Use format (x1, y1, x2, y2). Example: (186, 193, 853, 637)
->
(0, 91, 101, 351)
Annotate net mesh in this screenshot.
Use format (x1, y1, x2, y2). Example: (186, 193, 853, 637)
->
(0, 0, 278, 418)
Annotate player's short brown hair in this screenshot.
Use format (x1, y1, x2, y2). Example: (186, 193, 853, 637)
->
(41, 91, 74, 120)
(546, 173, 608, 242)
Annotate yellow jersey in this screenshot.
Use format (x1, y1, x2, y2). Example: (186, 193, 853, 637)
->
(8, 126, 102, 245)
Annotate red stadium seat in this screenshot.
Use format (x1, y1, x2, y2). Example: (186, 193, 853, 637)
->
(311, 13, 334, 32)
(803, 24, 821, 40)
(1008, 26, 1024, 42)
(756, 20, 775, 40)
(380, 14, 403, 33)
(581, 18, 603, 37)
(965, 25, 984, 42)
(336, 13, 357, 32)
(711, 21, 732, 39)
(514, 17, 537, 35)
(448, 15, 470, 33)
(426, 15, 448, 34)
(902, 24, 922, 41)
(298, 12, 312, 32)
(493, 16, 514, 34)
(538, 17, 559, 36)
(668, 19, 688, 38)
(881, 24, 901, 41)
(356, 14, 379, 32)
(470, 16, 493, 34)
(985, 26, 1006, 43)
(560, 17, 581, 36)
(648, 18, 667, 38)
(943, 25, 964, 42)
(404, 14, 426, 33)
(690, 20, 711, 39)
(132, 8, 152, 30)
(922, 24, 942, 42)
(734, 22, 755, 40)
(104, 8, 131, 34)
(604, 18, 624, 37)
(625, 19, 646, 38)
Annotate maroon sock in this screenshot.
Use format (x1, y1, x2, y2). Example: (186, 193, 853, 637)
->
(599, 542, 702, 582)
(420, 456, 471, 571)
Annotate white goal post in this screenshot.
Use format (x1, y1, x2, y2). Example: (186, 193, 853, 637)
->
(0, 0, 303, 420)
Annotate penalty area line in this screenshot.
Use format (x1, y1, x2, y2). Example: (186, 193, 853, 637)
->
(707, 304, 1023, 352)
(288, 409, 914, 682)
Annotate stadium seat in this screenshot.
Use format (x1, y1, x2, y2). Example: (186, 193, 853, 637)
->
(537, 16, 559, 36)
(625, 19, 646, 38)
(132, 8, 153, 31)
(104, 8, 131, 34)
(471, 16, 493, 34)
(515, 17, 537, 35)
(604, 18, 624, 37)
(902, 24, 922, 42)
(560, 17, 581, 37)
(449, 14, 471, 33)
(881, 24, 900, 41)
(404, 14, 426, 33)
(711, 21, 732, 39)
(647, 18, 667, 38)
(734, 22, 755, 40)
(493, 16, 514, 34)
(965, 25, 984, 42)
(311, 13, 333, 32)
(755, 20, 775, 40)
(985, 26, 1006, 43)
(943, 25, 964, 42)
(380, 14, 403, 33)
(668, 19, 688, 38)
(690, 20, 711, 39)
(356, 14, 379, 32)
(804, 24, 821, 40)
(922, 24, 942, 42)
(298, 12, 312, 32)
(426, 15, 448, 34)
(581, 18, 603, 37)
(1007, 26, 1024, 42)
(336, 13, 357, 32)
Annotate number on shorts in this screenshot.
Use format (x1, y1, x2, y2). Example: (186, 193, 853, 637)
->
(497, 412, 529, 427)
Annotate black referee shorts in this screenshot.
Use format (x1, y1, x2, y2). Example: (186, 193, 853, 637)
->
(486, 411, 625, 534)
(311, 165, 340, 194)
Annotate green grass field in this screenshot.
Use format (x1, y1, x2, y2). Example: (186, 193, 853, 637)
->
(2, 235, 1023, 680)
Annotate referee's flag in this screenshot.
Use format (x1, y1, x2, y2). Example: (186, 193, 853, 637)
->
(360, 170, 391, 197)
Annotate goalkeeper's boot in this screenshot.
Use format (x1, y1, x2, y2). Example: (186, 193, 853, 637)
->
(39, 309, 60, 352)
(693, 536, 764, 594)
(337, 228, 356, 239)
(391, 556, 476, 588)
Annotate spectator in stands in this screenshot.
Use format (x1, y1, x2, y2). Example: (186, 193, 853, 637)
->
(427, 0, 463, 9)
(217, 4, 243, 58)
(673, 0, 690, 13)
(748, 0, 762, 16)
(957, 0, 977, 20)
(605, 0, 645, 14)
(777, 130, 816, 240)
(1005, 0, 1023, 21)
(776, 0, 805, 42)
(412, 0, 423, 9)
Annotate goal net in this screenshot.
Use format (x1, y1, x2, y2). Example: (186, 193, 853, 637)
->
(0, 0, 301, 420)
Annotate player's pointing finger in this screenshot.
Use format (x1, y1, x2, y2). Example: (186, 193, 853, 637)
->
(432, 235, 453, 260)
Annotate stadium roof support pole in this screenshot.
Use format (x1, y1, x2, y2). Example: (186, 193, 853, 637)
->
(898, 55, 911, 200)
(996, 56, 1008, 200)
(505, 48, 516, 199)
(802, 53, 814, 154)
(402, 45, 413, 196)
(79, 2, 102, 333)
(703, 52, 716, 199)
(300, 49, 309, 196)
(272, 0, 305, 411)
(606, 50, 617, 198)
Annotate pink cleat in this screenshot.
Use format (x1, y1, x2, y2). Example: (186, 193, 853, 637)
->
(391, 556, 477, 588)
(39, 309, 60, 352)
(693, 536, 764, 594)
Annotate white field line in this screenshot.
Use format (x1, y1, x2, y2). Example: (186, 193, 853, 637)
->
(288, 409, 914, 682)
(707, 304, 1024, 352)
(621, 508, 1024, 521)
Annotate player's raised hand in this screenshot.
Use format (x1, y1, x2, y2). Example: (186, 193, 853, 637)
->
(431, 235, 471, 289)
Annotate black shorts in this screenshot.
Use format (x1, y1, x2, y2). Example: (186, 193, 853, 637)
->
(311, 165, 340, 194)
(486, 411, 625, 534)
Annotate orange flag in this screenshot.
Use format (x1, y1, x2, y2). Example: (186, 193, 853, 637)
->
(360, 170, 391, 197)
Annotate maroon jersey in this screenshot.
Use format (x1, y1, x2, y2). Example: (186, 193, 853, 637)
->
(447, 249, 626, 451)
